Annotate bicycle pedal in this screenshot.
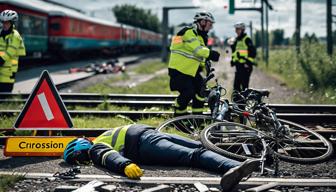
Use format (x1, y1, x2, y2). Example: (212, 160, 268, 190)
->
(241, 174, 252, 182)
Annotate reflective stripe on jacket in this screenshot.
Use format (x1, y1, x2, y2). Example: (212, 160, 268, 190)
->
(93, 124, 152, 159)
(168, 26, 210, 77)
(93, 125, 130, 152)
(232, 35, 254, 64)
(90, 124, 153, 173)
(0, 29, 26, 83)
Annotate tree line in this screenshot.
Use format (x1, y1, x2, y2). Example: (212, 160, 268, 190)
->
(252, 29, 332, 47)
(112, 4, 160, 32)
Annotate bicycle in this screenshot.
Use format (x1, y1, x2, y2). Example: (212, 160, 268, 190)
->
(156, 61, 228, 140)
(201, 88, 334, 164)
(157, 62, 334, 164)
(157, 60, 254, 140)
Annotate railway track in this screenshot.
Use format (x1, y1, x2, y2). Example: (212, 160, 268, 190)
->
(1, 171, 336, 191)
(1, 127, 335, 146)
(1, 109, 336, 124)
(2, 93, 336, 113)
(1, 95, 336, 191)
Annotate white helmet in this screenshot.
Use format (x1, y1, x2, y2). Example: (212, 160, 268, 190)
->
(0, 10, 18, 22)
(234, 22, 245, 29)
(194, 11, 215, 23)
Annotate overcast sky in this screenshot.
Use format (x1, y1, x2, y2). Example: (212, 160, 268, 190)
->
(50, 0, 335, 38)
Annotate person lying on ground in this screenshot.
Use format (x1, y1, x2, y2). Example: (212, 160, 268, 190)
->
(63, 124, 259, 191)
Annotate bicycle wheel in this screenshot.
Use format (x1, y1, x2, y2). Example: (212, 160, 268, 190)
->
(156, 115, 219, 140)
(201, 121, 266, 161)
(267, 119, 334, 164)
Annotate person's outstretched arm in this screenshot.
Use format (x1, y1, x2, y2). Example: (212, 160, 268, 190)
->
(89, 143, 143, 179)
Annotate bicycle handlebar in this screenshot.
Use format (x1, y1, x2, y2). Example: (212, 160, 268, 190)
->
(203, 73, 215, 85)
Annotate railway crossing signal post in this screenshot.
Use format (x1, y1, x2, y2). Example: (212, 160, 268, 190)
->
(161, 6, 200, 63)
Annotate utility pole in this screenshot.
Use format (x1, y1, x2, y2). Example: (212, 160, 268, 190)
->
(264, 0, 272, 67)
(327, 0, 332, 55)
(233, 0, 272, 65)
(249, 21, 253, 40)
(233, 4, 264, 61)
(295, 0, 301, 54)
(161, 6, 199, 63)
(261, 1, 265, 63)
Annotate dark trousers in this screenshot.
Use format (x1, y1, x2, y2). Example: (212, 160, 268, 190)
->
(0, 83, 14, 92)
(138, 129, 240, 174)
(169, 69, 204, 115)
(233, 64, 253, 92)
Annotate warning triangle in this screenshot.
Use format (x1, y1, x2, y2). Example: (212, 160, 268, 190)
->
(14, 70, 73, 128)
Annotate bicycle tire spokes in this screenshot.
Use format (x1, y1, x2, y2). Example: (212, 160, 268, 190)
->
(157, 115, 217, 140)
(266, 119, 334, 163)
(201, 122, 266, 161)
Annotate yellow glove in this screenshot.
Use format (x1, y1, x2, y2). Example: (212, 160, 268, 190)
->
(124, 163, 143, 179)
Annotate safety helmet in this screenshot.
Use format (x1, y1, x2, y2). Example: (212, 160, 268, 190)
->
(63, 138, 93, 165)
(0, 10, 18, 22)
(194, 11, 215, 23)
(234, 22, 245, 29)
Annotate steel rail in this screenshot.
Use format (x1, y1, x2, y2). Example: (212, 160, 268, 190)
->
(1, 126, 336, 146)
(0, 99, 174, 108)
(0, 93, 177, 101)
(0, 171, 335, 188)
(1, 109, 336, 123)
(2, 94, 336, 113)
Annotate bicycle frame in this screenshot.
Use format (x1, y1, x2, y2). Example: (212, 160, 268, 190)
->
(203, 61, 231, 121)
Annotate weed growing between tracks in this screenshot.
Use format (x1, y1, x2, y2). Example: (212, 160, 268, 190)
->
(0, 103, 23, 110)
(0, 116, 16, 128)
(72, 115, 166, 128)
(0, 175, 23, 192)
(0, 115, 166, 129)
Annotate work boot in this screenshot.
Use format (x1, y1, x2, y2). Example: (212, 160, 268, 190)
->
(220, 159, 260, 192)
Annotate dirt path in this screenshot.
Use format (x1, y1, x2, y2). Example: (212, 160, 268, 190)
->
(60, 54, 304, 104)
(213, 54, 303, 104)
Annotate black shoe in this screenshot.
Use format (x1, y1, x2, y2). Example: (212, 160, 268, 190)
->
(220, 159, 260, 192)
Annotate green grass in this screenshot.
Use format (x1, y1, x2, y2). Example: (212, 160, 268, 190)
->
(0, 115, 167, 129)
(0, 175, 23, 192)
(72, 115, 167, 128)
(80, 60, 171, 94)
(133, 61, 167, 74)
(0, 103, 23, 110)
(0, 116, 16, 128)
(257, 43, 336, 104)
(82, 74, 172, 94)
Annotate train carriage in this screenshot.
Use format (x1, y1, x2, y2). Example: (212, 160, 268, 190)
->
(0, 0, 49, 58)
(48, 10, 123, 57)
(0, 0, 161, 60)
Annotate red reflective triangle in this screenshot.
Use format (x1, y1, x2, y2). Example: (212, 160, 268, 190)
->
(14, 70, 73, 128)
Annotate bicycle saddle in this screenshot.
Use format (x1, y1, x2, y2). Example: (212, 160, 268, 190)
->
(243, 88, 270, 98)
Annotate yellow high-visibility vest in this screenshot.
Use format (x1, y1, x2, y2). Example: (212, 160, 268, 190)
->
(232, 35, 254, 64)
(93, 125, 131, 152)
(168, 27, 210, 77)
(0, 29, 26, 83)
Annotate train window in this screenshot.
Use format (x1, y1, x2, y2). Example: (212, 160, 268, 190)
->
(50, 23, 60, 31)
(70, 20, 75, 33)
(17, 13, 47, 36)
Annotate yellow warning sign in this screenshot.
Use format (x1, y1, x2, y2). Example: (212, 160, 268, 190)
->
(4, 137, 77, 156)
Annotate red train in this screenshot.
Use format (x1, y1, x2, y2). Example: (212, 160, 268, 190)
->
(0, 0, 162, 59)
